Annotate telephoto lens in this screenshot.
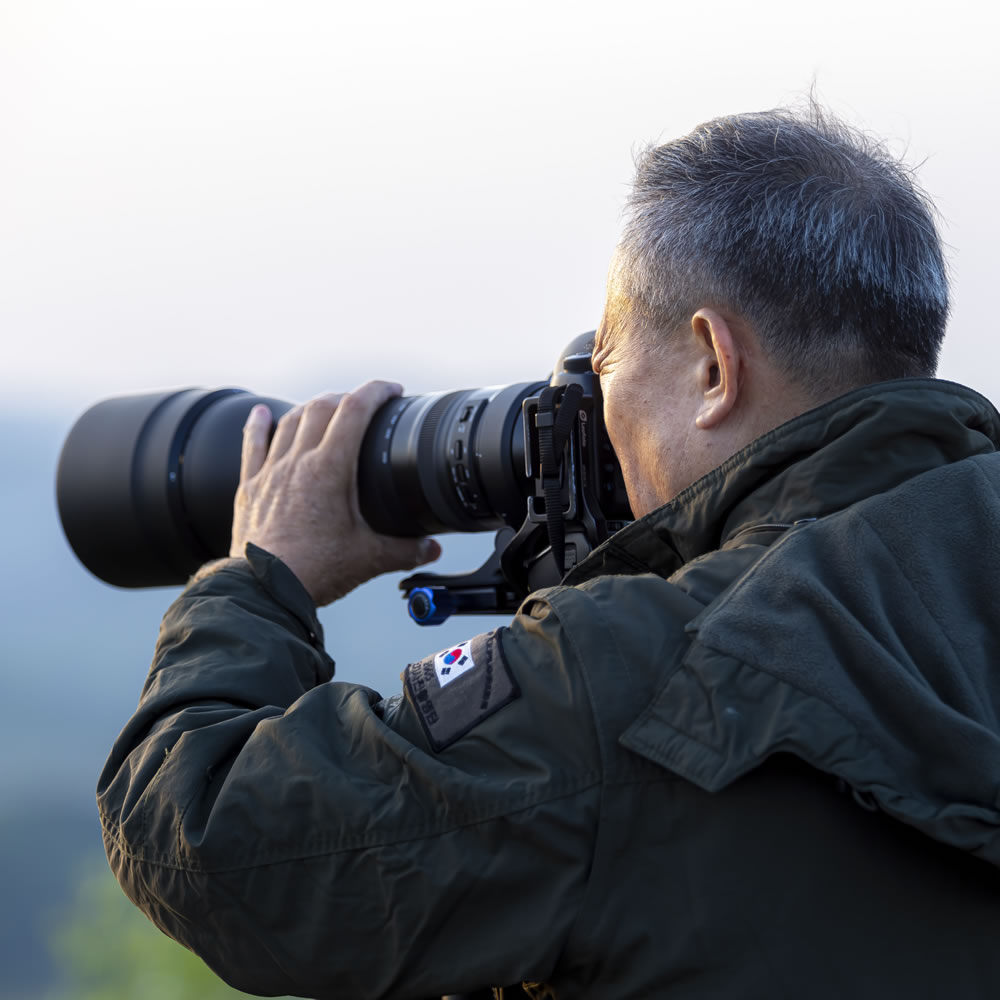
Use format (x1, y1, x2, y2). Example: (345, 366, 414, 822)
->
(57, 381, 546, 588)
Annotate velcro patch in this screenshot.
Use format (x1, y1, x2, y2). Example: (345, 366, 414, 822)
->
(404, 629, 520, 752)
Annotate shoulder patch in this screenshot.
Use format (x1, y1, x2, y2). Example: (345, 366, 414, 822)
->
(404, 629, 520, 752)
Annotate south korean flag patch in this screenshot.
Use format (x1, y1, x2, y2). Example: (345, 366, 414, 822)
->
(434, 640, 477, 686)
(404, 629, 520, 752)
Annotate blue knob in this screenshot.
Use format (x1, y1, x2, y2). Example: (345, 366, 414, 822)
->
(407, 586, 455, 626)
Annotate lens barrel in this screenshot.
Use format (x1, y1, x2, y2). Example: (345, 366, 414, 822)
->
(357, 381, 546, 536)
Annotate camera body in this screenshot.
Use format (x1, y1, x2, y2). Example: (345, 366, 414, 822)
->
(56, 333, 631, 624)
(391, 333, 631, 622)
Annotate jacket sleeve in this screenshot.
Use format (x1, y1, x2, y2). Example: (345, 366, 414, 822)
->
(97, 544, 603, 999)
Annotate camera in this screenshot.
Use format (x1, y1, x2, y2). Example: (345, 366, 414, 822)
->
(56, 333, 632, 624)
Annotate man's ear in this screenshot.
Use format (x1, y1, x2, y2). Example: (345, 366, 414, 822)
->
(692, 308, 742, 430)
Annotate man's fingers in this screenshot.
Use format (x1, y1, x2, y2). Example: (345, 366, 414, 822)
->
(291, 393, 344, 456)
(268, 405, 304, 463)
(319, 380, 404, 475)
(240, 404, 273, 482)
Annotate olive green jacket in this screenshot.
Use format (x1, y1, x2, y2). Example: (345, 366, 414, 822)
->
(99, 379, 1000, 999)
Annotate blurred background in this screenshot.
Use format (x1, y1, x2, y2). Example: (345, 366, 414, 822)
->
(1, 1, 997, 996)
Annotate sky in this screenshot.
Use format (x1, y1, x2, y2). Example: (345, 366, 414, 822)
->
(2, 0, 998, 421)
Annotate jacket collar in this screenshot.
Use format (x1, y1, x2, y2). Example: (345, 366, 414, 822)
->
(565, 378, 1000, 585)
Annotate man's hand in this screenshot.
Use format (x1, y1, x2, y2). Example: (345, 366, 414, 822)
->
(230, 381, 441, 607)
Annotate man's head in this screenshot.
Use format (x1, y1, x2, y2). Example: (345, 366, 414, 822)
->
(595, 103, 949, 517)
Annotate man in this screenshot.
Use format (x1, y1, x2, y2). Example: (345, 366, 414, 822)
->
(99, 105, 1000, 998)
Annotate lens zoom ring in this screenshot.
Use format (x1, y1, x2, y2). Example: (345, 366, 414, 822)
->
(417, 390, 464, 463)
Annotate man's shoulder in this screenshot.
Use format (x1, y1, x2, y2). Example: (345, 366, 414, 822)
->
(492, 572, 706, 750)
(520, 570, 706, 666)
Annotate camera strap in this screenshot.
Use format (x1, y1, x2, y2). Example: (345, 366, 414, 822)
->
(535, 382, 584, 575)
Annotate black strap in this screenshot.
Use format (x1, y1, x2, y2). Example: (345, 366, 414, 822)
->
(535, 383, 584, 575)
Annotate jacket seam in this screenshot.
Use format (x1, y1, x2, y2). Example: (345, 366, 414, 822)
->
(100, 774, 603, 874)
(654, 630, 915, 810)
(541, 587, 635, 983)
(544, 590, 615, 769)
(667, 639, 861, 754)
(623, 646, 917, 818)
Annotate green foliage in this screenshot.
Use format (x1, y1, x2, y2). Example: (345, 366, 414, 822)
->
(49, 864, 292, 1000)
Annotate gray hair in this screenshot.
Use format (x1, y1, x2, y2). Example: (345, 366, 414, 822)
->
(612, 103, 949, 396)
